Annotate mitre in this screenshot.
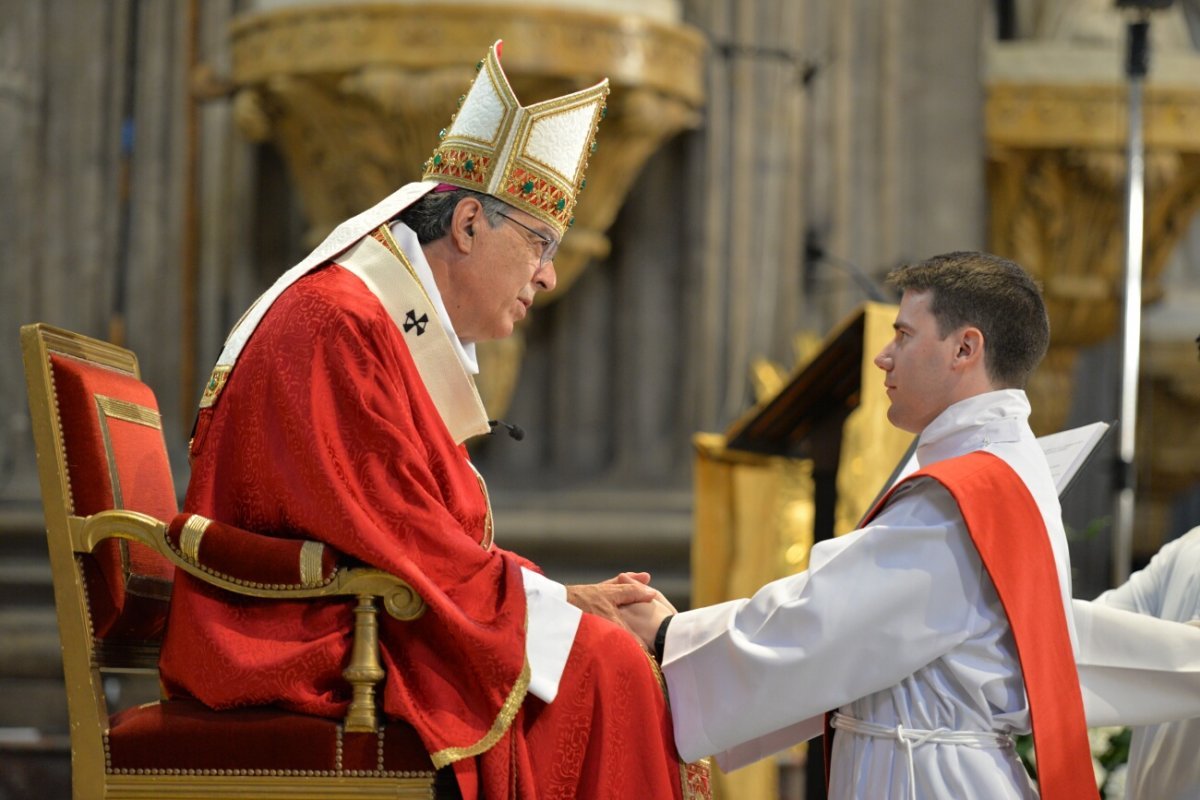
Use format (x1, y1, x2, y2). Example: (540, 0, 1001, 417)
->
(423, 40, 609, 236)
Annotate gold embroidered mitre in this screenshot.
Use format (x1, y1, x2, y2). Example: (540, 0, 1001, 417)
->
(422, 40, 609, 236)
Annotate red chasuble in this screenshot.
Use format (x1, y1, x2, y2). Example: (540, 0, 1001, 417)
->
(159, 263, 700, 800)
(826, 451, 1097, 800)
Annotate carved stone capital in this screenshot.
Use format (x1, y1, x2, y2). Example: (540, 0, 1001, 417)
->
(986, 79, 1200, 434)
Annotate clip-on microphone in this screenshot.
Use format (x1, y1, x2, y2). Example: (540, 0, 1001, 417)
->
(488, 419, 525, 441)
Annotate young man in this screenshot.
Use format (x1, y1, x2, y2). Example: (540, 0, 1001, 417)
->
(624, 251, 1093, 798)
(159, 41, 707, 800)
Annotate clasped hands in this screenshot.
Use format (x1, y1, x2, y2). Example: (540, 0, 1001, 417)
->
(566, 572, 677, 652)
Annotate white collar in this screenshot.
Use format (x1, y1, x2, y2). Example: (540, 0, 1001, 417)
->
(387, 220, 479, 375)
(915, 389, 1029, 468)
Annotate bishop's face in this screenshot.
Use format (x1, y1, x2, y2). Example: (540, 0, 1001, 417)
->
(873, 289, 961, 434)
(446, 206, 559, 343)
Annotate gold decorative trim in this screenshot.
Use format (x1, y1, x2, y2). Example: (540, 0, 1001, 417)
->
(179, 515, 211, 563)
(94, 394, 164, 510)
(38, 327, 140, 374)
(429, 660, 530, 768)
(467, 461, 494, 551)
(199, 365, 232, 409)
(102, 767, 432, 777)
(102, 724, 434, 782)
(92, 639, 160, 670)
(299, 540, 325, 586)
(162, 522, 339, 593)
(373, 225, 432, 307)
(46, 356, 76, 516)
(100, 774, 437, 799)
(643, 650, 713, 799)
(74, 554, 97, 640)
(93, 393, 173, 602)
(96, 395, 163, 429)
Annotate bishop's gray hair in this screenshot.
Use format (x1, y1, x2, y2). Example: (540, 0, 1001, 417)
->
(397, 188, 509, 244)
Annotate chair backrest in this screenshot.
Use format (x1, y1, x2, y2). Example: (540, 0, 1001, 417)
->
(20, 323, 178, 781)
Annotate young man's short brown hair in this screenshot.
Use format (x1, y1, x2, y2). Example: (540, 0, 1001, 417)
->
(886, 251, 1050, 388)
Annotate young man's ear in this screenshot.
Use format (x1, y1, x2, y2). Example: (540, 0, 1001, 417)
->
(954, 327, 984, 367)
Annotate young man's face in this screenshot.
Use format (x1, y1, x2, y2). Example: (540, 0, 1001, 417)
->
(446, 205, 559, 343)
(873, 289, 962, 434)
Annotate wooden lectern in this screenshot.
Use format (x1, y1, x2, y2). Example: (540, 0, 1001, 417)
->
(691, 302, 911, 800)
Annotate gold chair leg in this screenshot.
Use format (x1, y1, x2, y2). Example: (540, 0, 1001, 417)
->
(343, 593, 385, 733)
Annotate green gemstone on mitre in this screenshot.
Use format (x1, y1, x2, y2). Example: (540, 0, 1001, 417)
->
(555, 198, 566, 211)
(433, 154, 442, 166)
(522, 180, 535, 194)
(464, 159, 474, 172)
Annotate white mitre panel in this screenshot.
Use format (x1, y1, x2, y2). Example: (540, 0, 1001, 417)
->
(449, 71, 508, 144)
(524, 104, 596, 181)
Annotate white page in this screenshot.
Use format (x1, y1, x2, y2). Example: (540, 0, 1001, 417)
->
(1038, 421, 1111, 494)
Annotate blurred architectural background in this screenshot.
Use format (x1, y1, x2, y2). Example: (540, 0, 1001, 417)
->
(2, 0, 1199, 797)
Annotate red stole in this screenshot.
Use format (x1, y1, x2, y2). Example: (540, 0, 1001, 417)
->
(824, 451, 1096, 799)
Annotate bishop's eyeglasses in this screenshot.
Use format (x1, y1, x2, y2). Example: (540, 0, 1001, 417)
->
(497, 212, 559, 267)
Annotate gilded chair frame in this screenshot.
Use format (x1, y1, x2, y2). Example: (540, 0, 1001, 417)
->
(21, 323, 440, 799)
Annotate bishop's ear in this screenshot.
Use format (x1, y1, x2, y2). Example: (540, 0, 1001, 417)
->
(450, 197, 483, 252)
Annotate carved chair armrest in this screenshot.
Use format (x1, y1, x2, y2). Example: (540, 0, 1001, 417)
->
(70, 510, 424, 731)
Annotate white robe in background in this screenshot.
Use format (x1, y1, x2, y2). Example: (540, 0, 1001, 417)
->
(664, 390, 1062, 799)
(1094, 527, 1200, 800)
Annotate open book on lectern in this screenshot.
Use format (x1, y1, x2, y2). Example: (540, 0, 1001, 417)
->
(1038, 420, 1114, 497)
(866, 420, 1114, 521)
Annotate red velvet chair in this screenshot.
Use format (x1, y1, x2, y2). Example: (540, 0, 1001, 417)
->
(21, 323, 457, 799)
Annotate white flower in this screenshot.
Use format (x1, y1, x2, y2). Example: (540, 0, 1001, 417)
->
(1088, 726, 1122, 755)
(1104, 763, 1129, 800)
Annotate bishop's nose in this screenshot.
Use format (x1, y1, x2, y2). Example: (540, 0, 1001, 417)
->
(534, 261, 557, 293)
